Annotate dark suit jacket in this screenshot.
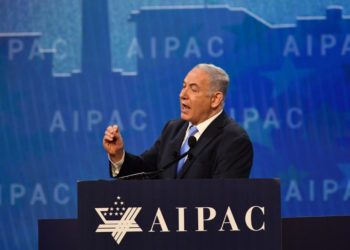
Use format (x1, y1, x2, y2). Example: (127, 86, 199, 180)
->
(111, 112, 253, 179)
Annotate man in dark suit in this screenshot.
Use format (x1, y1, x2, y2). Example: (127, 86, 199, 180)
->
(103, 63, 253, 179)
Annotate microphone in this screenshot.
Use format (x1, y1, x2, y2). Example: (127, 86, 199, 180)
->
(187, 135, 197, 148)
(119, 136, 197, 180)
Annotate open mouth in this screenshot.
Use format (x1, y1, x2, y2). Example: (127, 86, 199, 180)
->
(181, 103, 191, 112)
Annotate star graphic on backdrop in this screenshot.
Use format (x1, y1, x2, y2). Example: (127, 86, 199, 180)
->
(278, 164, 309, 183)
(263, 59, 312, 98)
(338, 163, 350, 189)
(243, 118, 274, 150)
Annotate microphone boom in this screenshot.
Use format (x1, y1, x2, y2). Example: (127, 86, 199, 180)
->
(119, 136, 197, 180)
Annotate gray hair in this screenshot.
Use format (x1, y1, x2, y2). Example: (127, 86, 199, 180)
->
(194, 63, 230, 97)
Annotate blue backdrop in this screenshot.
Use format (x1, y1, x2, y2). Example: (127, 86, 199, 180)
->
(0, 0, 349, 249)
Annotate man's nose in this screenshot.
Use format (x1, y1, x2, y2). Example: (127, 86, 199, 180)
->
(179, 87, 187, 99)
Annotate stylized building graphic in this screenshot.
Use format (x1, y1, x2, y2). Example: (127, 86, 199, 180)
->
(0, 2, 349, 249)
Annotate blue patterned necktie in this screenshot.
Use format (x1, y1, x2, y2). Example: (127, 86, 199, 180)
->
(177, 125, 198, 174)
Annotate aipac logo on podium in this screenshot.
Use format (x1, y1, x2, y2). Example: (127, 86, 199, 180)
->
(95, 194, 267, 246)
(95, 196, 142, 245)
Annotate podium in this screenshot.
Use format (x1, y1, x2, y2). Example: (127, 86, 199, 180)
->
(39, 179, 282, 250)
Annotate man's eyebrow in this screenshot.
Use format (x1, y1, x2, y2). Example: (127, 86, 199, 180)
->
(183, 80, 198, 85)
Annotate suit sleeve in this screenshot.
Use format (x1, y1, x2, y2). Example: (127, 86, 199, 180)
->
(212, 135, 253, 178)
(110, 121, 171, 178)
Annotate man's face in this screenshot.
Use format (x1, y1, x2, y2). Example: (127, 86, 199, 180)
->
(179, 68, 214, 125)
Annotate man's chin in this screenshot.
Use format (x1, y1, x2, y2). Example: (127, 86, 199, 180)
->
(180, 113, 190, 121)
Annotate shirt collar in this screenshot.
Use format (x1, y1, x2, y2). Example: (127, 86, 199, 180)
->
(188, 109, 223, 138)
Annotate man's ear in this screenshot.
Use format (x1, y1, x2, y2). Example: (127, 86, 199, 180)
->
(211, 92, 224, 109)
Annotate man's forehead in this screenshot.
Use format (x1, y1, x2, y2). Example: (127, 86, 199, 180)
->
(184, 68, 210, 84)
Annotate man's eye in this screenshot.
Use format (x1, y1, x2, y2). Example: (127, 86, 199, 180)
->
(190, 86, 198, 92)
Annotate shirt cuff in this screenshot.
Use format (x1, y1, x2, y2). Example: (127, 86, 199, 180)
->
(108, 151, 125, 177)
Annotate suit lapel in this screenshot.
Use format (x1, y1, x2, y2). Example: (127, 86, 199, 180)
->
(177, 112, 227, 178)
